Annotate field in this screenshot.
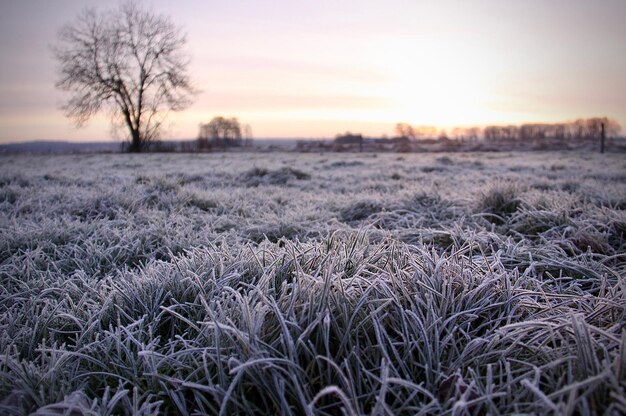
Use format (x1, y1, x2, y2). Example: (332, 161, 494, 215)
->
(1, 151, 625, 415)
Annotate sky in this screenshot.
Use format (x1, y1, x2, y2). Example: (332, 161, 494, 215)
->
(0, 0, 625, 142)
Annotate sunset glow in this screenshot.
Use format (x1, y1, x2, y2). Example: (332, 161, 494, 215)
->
(1, 0, 625, 142)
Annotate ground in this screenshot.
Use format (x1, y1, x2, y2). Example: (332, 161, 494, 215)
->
(0, 151, 625, 414)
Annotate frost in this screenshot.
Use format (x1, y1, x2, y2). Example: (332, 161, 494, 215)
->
(0, 151, 624, 415)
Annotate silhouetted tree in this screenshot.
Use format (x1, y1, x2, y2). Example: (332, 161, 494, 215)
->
(198, 117, 252, 149)
(395, 123, 442, 140)
(395, 123, 416, 140)
(242, 123, 254, 147)
(54, 1, 195, 152)
(465, 127, 481, 142)
(583, 117, 621, 140)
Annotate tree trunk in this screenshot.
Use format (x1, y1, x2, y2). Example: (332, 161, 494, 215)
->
(128, 128, 142, 152)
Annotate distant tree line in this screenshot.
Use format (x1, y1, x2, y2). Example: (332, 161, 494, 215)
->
(394, 118, 621, 142)
(482, 118, 621, 142)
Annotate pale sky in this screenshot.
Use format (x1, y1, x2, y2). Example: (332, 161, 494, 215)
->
(1, 0, 625, 142)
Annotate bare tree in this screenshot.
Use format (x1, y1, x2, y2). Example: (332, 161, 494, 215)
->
(395, 123, 416, 140)
(198, 116, 251, 149)
(242, 123, 254, 147)
(54, 1, 196, 152)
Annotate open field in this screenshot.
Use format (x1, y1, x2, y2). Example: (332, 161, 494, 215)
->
(1, 151, 625, 415)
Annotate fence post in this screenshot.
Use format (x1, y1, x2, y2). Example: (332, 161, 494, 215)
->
(600, 122, 605, 154)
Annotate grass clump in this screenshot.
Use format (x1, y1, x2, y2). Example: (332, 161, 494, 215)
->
(476, 182, 523, 222)
(339, 200, 383, 222)
(435, 156, 454, 165)
(242, 167, 311, 186)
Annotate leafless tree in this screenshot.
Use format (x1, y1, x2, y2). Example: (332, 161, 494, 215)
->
(198, 116, 252, 150)
(54, 1, 196, 152)
(394, 123, 416, 140)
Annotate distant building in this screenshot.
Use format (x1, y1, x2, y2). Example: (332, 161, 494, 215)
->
(334, 133, 364, 145)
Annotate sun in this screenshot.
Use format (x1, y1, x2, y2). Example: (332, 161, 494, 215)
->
(388, 64, 487, 128)
(378, 38, 494, 129)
